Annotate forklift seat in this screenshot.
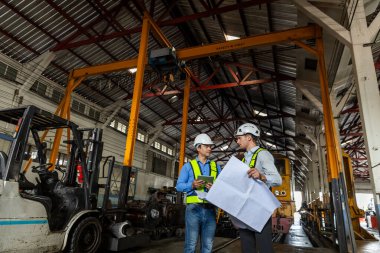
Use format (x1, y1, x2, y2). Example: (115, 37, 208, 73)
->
(0, 151, 8, 179)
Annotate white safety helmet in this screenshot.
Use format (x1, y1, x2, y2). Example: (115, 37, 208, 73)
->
(193, 133, 214, 147)
(235, 123, 260, 137)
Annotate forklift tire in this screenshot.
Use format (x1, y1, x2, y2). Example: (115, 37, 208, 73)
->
(67, 216, 102, 253)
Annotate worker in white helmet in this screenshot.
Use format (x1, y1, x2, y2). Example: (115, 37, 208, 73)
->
(176, 133, 222, 253)
(234, 123, 282, 253)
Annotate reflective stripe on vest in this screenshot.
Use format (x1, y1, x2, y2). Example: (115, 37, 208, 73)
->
(186, 159, 217, 204)
(242, 148, 265, 168)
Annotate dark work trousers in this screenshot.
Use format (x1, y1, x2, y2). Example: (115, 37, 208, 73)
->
(239, 217, 273, 253)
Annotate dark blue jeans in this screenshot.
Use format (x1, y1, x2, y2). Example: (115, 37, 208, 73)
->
(184, 204, 216, 253)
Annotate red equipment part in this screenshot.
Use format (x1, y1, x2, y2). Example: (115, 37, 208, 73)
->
(77, 163, 84, 183)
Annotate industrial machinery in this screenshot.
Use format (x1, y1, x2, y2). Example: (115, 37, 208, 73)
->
(125, 187, 186, 240)
(341, 153, 376, 240)
(271, 155, 296, 234)
(0, 106, 101, 253)
(94, 154, 151, 252)
(300, 152, 377, 244)
(148, 47, 185, 79)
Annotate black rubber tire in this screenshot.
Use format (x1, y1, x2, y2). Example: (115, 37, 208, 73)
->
(67, 216, 102, 253)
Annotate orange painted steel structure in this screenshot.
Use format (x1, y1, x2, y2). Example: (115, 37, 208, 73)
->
(47, 21, 345, 196)
(179, 76, 191, 170)
(45, 14, 357, 249)
(49, 18, 319, 169)
(68, 25, 317, 79)
(46, 13, 343, 209)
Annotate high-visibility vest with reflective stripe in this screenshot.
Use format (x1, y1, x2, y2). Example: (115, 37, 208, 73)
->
(186, 159, 217, 204)
(242, 148, 266, 168)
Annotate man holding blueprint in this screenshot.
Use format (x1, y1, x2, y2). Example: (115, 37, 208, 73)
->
(176, 133, 222, 253)
(207, 123, 282, 253)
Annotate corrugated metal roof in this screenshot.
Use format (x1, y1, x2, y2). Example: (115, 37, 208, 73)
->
(0, 0, 378, 185)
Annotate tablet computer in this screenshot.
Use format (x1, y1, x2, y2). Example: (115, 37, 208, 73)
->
(197, 175, 214, 184)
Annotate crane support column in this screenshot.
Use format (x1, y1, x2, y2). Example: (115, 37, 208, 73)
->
(118, 14, 150, 208)
(49, 77, 84, 170)
(179, 76, 191, 170)
(316, 27, 356, 253)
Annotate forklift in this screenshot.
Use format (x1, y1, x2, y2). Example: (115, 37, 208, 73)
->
(0, 105, 149, 252)
(0, 105, 102, 252)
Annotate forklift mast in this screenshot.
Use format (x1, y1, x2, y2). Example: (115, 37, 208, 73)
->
(78, 128, 104, 206)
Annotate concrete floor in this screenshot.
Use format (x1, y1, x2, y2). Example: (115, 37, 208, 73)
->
(356, 226, 380, 253)
(126, 237, 336, 253)
(125, 223, 380, 253)
(126, 223, 335, 253)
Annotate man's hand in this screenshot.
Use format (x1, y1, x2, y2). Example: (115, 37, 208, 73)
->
(247, 168, 266, 182)
(205, 183, 213, 190)
(192, 179, 204, 189)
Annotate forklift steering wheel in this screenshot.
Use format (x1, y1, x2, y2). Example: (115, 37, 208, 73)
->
(54, 165, 66, 174)
(31, 163, 53, 173)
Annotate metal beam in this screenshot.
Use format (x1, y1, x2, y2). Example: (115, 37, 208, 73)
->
(51, 0, 276, 51)
(292, 0, 351, 46)
(334, 84, 356, 116)
(294, 80, 323, 113)
(18, 51, 55, 94)
(123, 15, 150, 167)
(296, 142, 312, 161)
(146, 124, 164, 146)
(297, 124, 317, 146)
(69, 25, 318, 78)
(179, 76, 191, 169)
(164, 115, 291, 125)
(136, 78, 281, 99)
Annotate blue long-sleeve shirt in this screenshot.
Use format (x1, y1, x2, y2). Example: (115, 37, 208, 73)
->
(176, 157, 222, 196)
(243, 146, 282, 187)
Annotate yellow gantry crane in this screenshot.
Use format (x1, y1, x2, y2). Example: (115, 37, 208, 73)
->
(50, 15, 320, 173)
(23, 11, 354, 251)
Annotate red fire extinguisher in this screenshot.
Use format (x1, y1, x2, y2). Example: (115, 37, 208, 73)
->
(77, 163, 84, 183)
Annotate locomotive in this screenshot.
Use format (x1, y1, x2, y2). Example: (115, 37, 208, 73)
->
(271, 155, 296, 234)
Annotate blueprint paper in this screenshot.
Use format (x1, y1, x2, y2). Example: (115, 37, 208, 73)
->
(206, 156, 281, 232)
(195, 190, 207, 200)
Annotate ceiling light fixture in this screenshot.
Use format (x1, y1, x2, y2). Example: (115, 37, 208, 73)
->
(224, 34, 240, 41)
(253, 109, 267, 117)
(128, 68, 137, 73)
(168, 95, 178, 103)
(220, 145, 229, 151)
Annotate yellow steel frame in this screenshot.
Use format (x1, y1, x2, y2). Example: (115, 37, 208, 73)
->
(316, 28, 342, 181)
(69, 25, 317, 79)
(122, 15, 150, 167)
(179, 76, 191, 169)
(46, 11, 342, 188)
(49, 76, 84, 170)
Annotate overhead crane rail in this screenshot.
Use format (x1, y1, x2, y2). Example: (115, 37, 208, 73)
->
(69, 25, 317, 79)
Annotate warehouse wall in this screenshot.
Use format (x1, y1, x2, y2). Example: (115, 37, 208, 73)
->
(0, 54, 176, 200)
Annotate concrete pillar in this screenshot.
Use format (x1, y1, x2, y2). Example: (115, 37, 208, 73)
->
(348, 0, 380, 227)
